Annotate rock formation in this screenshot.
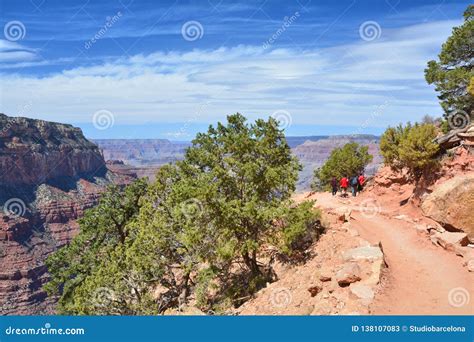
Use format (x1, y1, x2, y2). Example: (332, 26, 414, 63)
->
(0, 114, 135, 315)
(435, 123, 474, 151)
(421, 174, 474, 241)
(0, 114, 106, 186)
(94, 139, 189, 166)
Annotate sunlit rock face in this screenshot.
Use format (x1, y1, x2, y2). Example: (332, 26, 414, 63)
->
(0, 113, 134, 315)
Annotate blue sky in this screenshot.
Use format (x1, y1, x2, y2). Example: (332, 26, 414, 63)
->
(0, 0, 470, 139)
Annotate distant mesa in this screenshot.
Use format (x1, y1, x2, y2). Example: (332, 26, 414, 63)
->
(94, 135, 382, 191)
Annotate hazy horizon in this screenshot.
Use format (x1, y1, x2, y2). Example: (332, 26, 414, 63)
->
(80, 121, 384, 140)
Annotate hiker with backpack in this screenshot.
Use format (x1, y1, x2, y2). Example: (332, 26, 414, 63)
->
(340, 176, 349, 197)
(358, 173, 365, 192)
(350, 175, 359, 197)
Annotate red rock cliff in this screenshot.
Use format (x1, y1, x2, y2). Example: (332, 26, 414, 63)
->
(0, 114, 135, 315)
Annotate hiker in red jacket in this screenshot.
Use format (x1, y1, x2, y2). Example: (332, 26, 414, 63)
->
(340, 176, 349, 197)
(358, 173, 365, 192)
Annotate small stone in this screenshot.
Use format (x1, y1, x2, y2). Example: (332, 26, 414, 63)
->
(393, 214, 411, 222)
(430, 232, 469, 252)
(319, 275, 332, 282)
(414, 224, 429, 233)
(466, 259, 474, 272)
(307, 285, 323, 297)
(335, 207, 352, 222)
(327, 280, 338, 293)
(335, 263, 361, 287)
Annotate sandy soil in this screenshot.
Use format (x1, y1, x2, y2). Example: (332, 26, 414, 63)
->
(300, 191, 474, 315)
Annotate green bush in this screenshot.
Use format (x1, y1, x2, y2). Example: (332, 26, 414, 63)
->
(380, 123, 439, 180)
(379, 123, 412, 170)
(312, 142, 373, 190)
(278, 201, 323, 255)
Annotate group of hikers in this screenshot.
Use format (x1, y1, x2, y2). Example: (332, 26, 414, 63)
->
(330, 173, 365, 197)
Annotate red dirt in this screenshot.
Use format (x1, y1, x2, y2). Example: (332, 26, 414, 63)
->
(300, 192, 474, 315)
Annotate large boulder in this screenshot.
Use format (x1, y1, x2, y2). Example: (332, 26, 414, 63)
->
(342, 246, 383, 261)
(421, 174, 474, 242)
(430, 232, 470, 253)
(349, 284, 375, 302)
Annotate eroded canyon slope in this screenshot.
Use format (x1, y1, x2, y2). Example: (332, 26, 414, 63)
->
(0, 114, 134, 315)
(94, 135, 382, 190)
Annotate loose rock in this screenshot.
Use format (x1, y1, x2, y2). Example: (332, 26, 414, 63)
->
(350, 284, 375, 301)
(336, 263, 361, 287)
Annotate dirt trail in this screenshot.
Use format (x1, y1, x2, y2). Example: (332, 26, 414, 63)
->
(300, 192, 474, 315)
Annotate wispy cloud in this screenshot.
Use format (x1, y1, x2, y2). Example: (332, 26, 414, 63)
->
(0, 39, 38, 62)
(0, 19, 457, 133)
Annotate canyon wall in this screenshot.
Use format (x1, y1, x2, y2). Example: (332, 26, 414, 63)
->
(94, 139, 189, 166)
(0, 114, 106, 186)
(292, 135, 382, 190)
(0, 114, 134, 315)
(94, 135, 382, 190)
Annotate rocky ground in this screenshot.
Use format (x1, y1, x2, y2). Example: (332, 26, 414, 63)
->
(238, 206, 386, 315)
(237, 189, 473, 315)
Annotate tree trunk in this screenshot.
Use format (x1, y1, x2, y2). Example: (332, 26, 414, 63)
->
(178, 272, 190, 308)
(242, 252, 260, 276)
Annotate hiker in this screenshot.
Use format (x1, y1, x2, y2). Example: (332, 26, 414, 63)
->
(350, 175, 359, 197)
(358, 173, 365, 192)
(330, 176, 338, 196)
(340, 176, 349, 197)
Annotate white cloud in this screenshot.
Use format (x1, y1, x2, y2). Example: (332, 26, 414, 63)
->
(0, 39, 38, 62)
(0, 20, 458, 129)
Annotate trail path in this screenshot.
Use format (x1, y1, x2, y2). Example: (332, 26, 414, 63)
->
(298, 192, 474, 315)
